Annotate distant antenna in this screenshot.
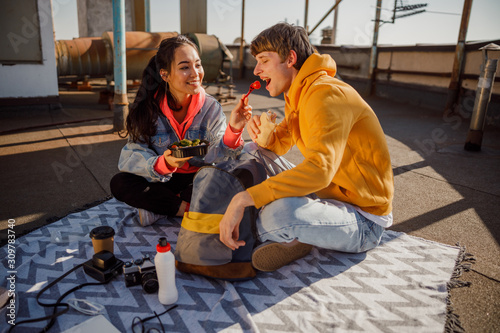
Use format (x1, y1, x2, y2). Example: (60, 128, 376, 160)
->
(395, 3, 427, 11)
(386, 0, 427, 23)
(396, 9, 426, 19)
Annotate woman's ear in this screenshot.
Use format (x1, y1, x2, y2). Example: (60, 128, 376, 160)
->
(287, 50, 298, 68)
(160, 70, 169, 82)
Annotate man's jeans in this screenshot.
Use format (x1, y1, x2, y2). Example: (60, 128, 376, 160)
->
(257, 195, 384, 253)
(241, 142, 384, 253)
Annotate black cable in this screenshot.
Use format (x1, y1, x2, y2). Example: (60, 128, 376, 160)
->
(43, 280, 109, 332)
(8, 264, 83, 332)
(152, 311, 165, 333)
(8, 262, 116, 333)
(131, 305, 178, 333)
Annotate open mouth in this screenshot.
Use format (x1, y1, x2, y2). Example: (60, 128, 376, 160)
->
(263, 78, 271, 89)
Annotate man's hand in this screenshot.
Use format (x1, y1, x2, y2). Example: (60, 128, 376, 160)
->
(219, 191, 255, 250)
(247, 111, 277, 143)
(246, 114, 261, 142)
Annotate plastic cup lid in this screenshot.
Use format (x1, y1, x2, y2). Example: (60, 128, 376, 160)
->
(89, 226, 115, 240)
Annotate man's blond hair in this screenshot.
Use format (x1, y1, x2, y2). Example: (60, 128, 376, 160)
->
(250, 22, 316, 70)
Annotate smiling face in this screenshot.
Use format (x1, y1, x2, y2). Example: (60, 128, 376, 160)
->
(253, 51, 298, 97)
(160, 45, 204, 104)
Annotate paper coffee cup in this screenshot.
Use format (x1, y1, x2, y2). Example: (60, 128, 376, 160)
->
(89, 226, 115, 254)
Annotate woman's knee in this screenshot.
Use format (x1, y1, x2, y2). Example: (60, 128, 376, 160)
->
(110, 172, 144, 201)
(110, 173, 125, 200)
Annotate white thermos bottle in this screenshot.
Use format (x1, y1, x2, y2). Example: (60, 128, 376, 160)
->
(155, 237, 178, 305)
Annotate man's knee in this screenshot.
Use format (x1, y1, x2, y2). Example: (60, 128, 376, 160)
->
(260, 197, 309, 223)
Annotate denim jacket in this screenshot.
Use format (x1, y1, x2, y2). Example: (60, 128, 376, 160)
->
(118, 94, 243, 182)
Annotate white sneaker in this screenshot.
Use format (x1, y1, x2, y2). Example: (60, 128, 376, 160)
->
(137, 209, 163, 227)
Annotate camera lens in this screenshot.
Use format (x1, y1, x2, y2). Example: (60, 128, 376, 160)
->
(141, 272, 158, 294)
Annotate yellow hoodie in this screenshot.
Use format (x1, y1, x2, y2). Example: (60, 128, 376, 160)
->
(247, 53, 394, 216)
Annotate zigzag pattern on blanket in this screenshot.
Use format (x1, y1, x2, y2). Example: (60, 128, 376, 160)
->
(0, 198, 459, 332)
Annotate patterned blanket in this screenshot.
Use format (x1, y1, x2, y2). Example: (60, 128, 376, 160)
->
(1, 198, 462, 332)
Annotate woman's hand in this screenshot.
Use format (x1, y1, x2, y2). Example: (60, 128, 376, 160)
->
(163, 150, 192, 169)
(229, 95, 252, 132)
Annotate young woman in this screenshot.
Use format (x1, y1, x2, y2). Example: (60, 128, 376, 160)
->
(110, 35, 251, 226)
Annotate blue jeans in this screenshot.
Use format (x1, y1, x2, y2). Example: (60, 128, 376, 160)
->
(257, 196, 384, 253)
(240, 143, 384, 253)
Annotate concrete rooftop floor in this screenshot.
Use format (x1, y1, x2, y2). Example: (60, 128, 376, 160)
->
(0, 78, 499, 332)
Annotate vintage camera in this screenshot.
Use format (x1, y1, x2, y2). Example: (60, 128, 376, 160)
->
(123, 255, 158, 293)
(83, 251, 124, 283)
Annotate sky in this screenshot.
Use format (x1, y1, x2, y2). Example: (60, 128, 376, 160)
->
(52, 0, 500, 47)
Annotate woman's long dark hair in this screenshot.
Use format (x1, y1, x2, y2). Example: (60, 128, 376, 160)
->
(126, 35, 199, 143)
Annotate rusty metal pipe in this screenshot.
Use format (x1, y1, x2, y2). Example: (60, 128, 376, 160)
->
(102, 31, 178, 79)
(56, 32, 178, 80)
(444, 0, 472, 115)
(239, 0, 245, 79)
(369, 0, 382, 96)
(54, 32, 232, 82)
(464, 44, 500, 151)
(55, 38, 113, 77)
(304, 0, 309, 32)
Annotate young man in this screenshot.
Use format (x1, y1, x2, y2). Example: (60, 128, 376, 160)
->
(219, 23, 394, 272)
